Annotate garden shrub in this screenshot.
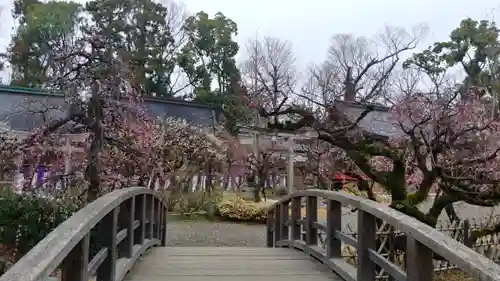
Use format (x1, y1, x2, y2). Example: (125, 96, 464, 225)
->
(201, 190, 224, 219)
(0, 188, 78, 272)
(161, 190, 183, 212)
(175, 191, 206, 214)
(177, 191, 223, 216)
(159, 189, 223, 217)
(215, 194, 268, 223)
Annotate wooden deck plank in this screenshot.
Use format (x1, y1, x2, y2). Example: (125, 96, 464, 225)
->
(159, 247, 307, 256)
(124, 247, 343, 281)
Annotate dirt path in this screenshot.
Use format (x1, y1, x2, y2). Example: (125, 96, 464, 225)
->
(166, 220, 267, 247)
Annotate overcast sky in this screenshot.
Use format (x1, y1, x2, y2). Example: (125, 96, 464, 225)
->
(182, 0, 500, 67)
(0, 0, 499, 80)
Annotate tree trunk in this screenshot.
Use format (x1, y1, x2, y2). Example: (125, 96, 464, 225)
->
(86, 83, 103, 202)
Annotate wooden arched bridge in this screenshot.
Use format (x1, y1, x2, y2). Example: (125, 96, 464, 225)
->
(1, 187, 500, 281)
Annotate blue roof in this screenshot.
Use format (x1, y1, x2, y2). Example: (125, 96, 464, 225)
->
(0, 85, 214, 131)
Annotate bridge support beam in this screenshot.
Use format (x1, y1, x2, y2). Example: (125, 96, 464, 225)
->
(406, 237, 433, 281)
(97, 209, 119, 281)
(326, 200, 341, 258)
(280, 201, 290, 241)
(134, 194, 146, 245)
(305, 196, 318, 245)
(61, 234, 90, 281)
(357, 210, 376, 281)
(290, 197, 301, 241)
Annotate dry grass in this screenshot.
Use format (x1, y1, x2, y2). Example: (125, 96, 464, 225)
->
(434, 270, 475, 281)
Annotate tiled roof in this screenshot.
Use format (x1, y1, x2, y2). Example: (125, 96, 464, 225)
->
(334, 100, 402, 137)
(0, 85, 214, 131)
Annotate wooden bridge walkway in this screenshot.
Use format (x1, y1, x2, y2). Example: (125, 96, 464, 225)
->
(1, 187, 500, 281)
(124, 247, 340, 281)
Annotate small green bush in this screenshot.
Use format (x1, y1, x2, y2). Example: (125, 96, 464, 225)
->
(163, 191, 183, 212)
(160, 190, 223, 217)
(0, 189, 77, 263)
(175, 191, 206, 214)
(215, 194, 268, 223)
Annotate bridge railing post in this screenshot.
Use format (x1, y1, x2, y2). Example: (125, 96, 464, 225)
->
(61, 234, 90, 281)
(305, 196, 318, 245)
(134, 194, 146, 245)
(357, 210, 377, 281)
(266, 210, 274, 247)
(148, 195, 155, 239)
(326, 199, 341, 258)
(118, 197, 135, 258)
(160, 201, 168, 246)
(97, 208, 119, 281)
(290, 197, 301, 241)
(155, 197, 162, 239)
(273, 205, 282, 246)
(406, 237, 433, 281)
(280, 201, 290, 242)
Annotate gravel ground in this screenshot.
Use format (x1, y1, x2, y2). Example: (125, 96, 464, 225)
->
(166, 220, 267, 247)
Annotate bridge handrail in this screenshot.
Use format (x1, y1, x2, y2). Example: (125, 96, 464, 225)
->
(0, 187, 167, 281)
(266, 189, 500, 281)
